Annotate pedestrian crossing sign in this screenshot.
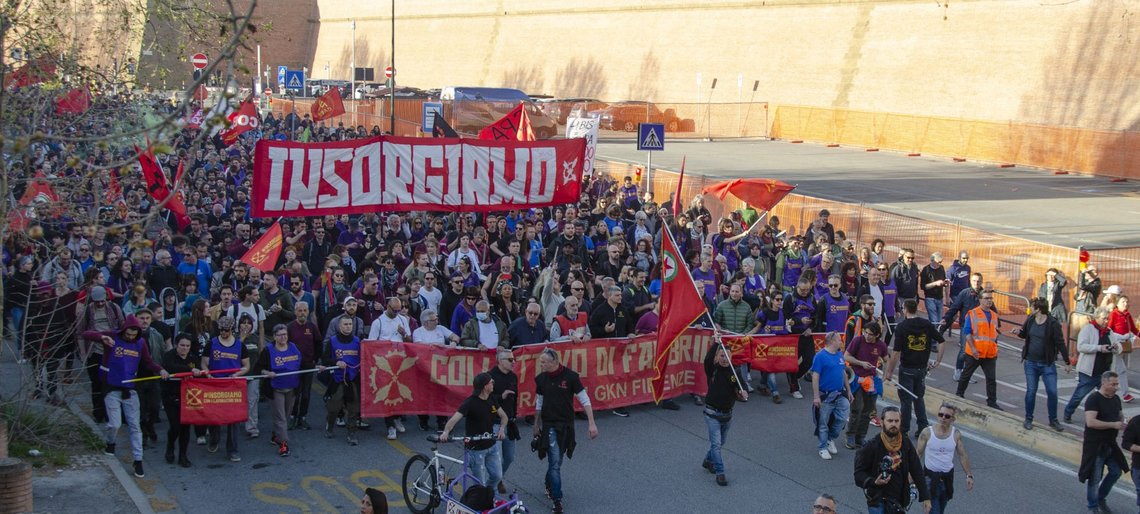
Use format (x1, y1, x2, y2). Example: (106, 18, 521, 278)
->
(638, 123, 665, 151)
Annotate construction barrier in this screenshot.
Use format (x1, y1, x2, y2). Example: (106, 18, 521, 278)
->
(770, 105, 1140, 180)
(594, 160, 1140, 327)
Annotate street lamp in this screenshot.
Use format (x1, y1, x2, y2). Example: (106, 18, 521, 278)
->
(389, 0, 395, 134)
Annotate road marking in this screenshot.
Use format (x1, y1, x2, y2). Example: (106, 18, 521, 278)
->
(956, 426, 1137, 500)
(388, 438, 418, 458)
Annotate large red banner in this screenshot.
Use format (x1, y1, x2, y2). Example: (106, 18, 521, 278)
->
(180, 378, 248, 425)
(250, 136, 586, 216)
(360, 328, 800, 418)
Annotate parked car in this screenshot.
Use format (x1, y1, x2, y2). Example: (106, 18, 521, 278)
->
(440, 87, 558, 139)
(593, 101, 681, 132)
(537, 98, 609, 124)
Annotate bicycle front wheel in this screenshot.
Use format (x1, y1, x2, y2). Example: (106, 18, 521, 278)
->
(401, 453, 439, 514)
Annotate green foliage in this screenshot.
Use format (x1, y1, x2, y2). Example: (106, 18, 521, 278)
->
(2, 404, 101, 468)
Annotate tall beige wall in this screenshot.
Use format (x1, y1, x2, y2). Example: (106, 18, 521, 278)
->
(304, 0, 1139, 131)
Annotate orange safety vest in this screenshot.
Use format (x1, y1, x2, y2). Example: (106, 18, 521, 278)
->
(554, 313, 588, 335)
(965, 307, 998, 359)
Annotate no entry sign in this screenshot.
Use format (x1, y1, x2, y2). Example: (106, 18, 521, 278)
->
(191, 53, 208, 70)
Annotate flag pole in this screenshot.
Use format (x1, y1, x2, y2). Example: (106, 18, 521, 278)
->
(661, 214, 746, 396)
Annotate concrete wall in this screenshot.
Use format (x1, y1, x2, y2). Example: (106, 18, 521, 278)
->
(300, 0, 1139, 132)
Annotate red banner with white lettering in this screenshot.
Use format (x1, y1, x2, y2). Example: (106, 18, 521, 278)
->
(180, 378, 248, 425)
(250, 136, 585, 216)
(359, 328, 801, 418)
(723, 333, 800, 372)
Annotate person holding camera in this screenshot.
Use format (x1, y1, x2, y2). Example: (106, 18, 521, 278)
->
(854, 406, 931, 514)
(1064, 307, 1122, 424)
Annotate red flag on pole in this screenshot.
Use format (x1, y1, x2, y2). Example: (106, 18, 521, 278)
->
(672, 156, 686, 218)
(240, 222, 283, 273)
(701, 178, 796, 212)
(180, 378, 248, 425)
(220, 98, 259, 146)
(651, 228, 709, 403)
(310, 87, 346, 122)
(135, 146, 190, 229)
(7, 173, 59, 231)
(478, 103, 534, 141)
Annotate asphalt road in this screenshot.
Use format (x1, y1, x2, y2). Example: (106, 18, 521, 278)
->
(143, 362, 1137, 514)
(596, 139, 1140, 248)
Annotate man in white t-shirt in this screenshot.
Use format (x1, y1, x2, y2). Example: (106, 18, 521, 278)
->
(368, 298, 411, 342)
(411, 309, 459, 346)
(227, 286, 265, 341)
(418, 272, 444, 314)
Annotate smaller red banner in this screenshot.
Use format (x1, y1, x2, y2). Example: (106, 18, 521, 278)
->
(725, 334, 800, 373)
(240, 222, 283, 273)
(310, 88, 346, 122)
(180, 378, 248, 425)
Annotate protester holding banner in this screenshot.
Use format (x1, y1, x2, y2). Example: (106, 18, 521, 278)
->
(201, 315, 251, 462)
(460, 300, 509, 350)
(286, 301, 322, 430)
(162, 334, 202, 467)
(254, 324, 303, 457)
(320, 316, 363, 445)
(81, 315, 169, 478)
(786, 276, 820, 399)
(534, 347, 598, 514)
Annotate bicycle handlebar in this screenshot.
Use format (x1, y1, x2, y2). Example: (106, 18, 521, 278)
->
(426, 432, 496, 444)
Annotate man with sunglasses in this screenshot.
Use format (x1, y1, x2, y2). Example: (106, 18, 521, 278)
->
(816, 275, 851, 335)
(916, 402, 974, 514)
(489, 347, 521, 493)
(439, 276, 467, 329)
(953, 289, 1004, 410)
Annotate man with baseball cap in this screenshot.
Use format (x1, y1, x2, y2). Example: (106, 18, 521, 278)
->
(439, 372, 508, 491)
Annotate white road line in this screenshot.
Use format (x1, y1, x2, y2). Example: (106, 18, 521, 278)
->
(956, 426, 1137, 500)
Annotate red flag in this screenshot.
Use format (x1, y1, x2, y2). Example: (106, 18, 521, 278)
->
(651, 228, 709, 402)
(219, 99, 259, 146)
(240, 222, 283, 273)
(478, 103, 531, 141)
(193, 84, 209, 101)
(185, 108, 204, 129)
(135, 146, 190, 229)
(672, 156, 686, 218)
(5, 59, 56, 88)
(7, 174, 59, 231)
(54, 88, 90, 115)
(516, 107, 536, 141)
(180, 378, 248, 425)
(701, 178, 796, 212)
(310, 88, 346, 122)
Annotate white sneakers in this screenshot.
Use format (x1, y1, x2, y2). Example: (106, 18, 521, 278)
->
(826, 440, 839, 455)
(819, 449, 832, 460)
(792, 391, 804, 399)
(394, 419, 406, 433)
(387, 427, 397, 440)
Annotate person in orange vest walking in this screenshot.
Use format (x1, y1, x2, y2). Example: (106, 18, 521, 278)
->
(954, 290, 1003, 410)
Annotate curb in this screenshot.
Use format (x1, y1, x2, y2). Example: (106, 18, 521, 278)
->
(66, 399, 168, 514)
(882, 383, 1082, 466)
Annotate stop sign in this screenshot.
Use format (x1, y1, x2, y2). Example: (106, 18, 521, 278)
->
(384, 66, 395, 79)
(191, 53, 208, 70)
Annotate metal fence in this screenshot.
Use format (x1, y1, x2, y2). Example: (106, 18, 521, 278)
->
(593, 159, 1140, 327)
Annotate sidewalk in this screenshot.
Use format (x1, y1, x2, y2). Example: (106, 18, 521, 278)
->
(0, 337, 156, 514)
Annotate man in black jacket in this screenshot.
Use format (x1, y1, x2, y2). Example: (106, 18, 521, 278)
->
(854, 406, 931, 514)
(1012, 297, 1070, 431)
(702, 338, 748, 487)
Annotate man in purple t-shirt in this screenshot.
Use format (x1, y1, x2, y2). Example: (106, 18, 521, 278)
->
(844, 322, 889, 448)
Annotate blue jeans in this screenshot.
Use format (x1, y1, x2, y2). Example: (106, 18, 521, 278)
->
(1024, 360, 1058, 422)
(9, 306, 25, 355)
(761, 372, 780, 396)
(1064, 372, 1099, 420)
(468, 441, 503, 491)
(544, 426, 566, 501)
(925, 298, 943, 324)
(1131, 466, 1140, 509)
(493, 423, 516, 475)
(703, 410, 732, 474)
(817, 394, 850, 449)
(867, 505, 885, 514)
(1087, 446, 1122, 509)
(926, 472, 951, 514)
(898, 367, 929, 435)
(104, 389, 143, 460)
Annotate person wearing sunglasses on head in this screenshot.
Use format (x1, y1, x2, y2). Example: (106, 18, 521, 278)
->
(916, 402, 974, 514)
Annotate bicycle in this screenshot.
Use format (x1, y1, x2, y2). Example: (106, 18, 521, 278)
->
(401, 433, 528, 514)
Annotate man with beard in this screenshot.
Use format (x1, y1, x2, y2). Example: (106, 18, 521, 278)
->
(854, 406, 931, 514)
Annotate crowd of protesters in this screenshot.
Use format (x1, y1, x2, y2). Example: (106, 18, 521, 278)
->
(5, 93, 1140, 512)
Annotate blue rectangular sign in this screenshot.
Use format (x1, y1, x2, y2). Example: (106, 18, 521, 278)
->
(284, 70, 305, 93)
(422, 102, 443, 133)
(637, 123, 665, 151)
